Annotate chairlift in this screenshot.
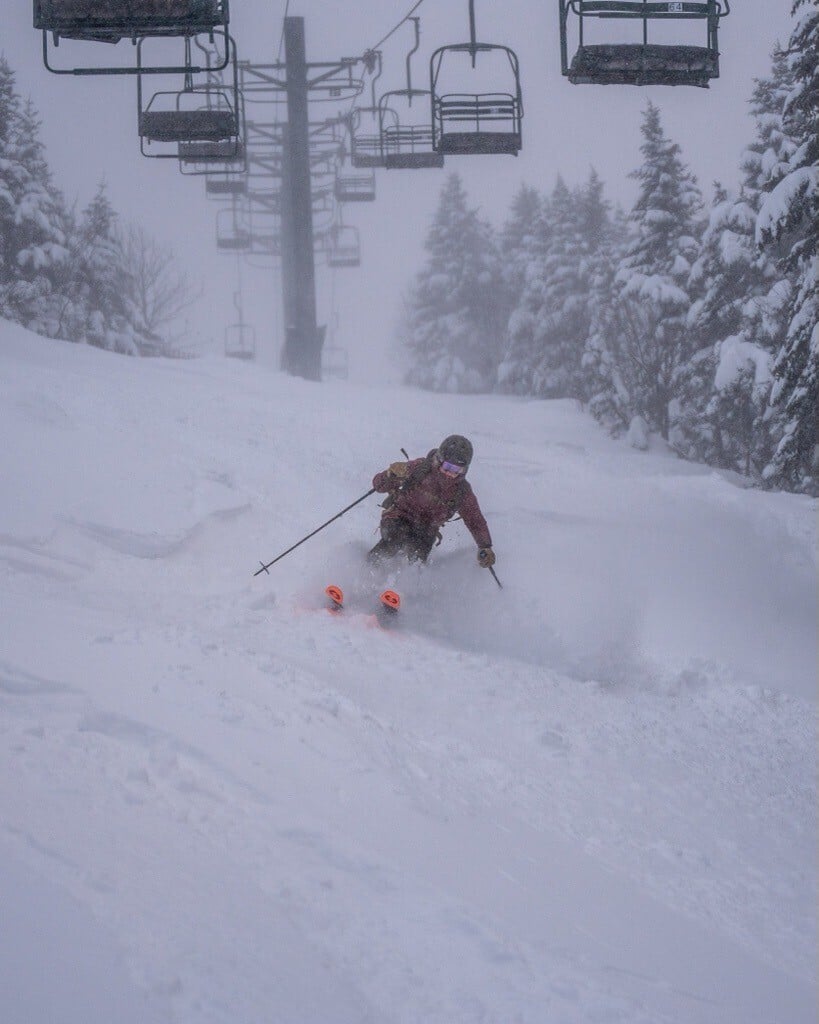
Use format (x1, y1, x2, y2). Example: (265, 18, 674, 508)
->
(558, 0, 729, 87)
(205, 173, 247, 196)
(378, 18, 443, 170)
(179, 60, 246, 174)
(326, 223, 361, 268)
(334, 166, 376, 203)
(430, 1, 522, 155)
(138, 37, 240, 157)
(225, 322, 256, 360)
(350, 51, 387, 168)
(216, 204, 251, 251)
(179, 139, 243, 167)
(35, 0, 230, 76)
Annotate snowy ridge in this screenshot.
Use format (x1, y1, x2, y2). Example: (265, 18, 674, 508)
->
(0, 321, 816, 1024)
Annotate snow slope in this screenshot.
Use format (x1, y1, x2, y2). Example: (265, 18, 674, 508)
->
(0, 321, 815, 1024)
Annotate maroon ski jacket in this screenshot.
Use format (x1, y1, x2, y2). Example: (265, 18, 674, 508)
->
(372, 458, 492, 549)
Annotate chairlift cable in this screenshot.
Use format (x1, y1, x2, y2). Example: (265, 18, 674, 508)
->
(277, 0, 292, 63)
(368, 0, 428, 54)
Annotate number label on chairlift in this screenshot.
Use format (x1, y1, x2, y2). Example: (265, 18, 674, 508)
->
(668, 2, 684, 10)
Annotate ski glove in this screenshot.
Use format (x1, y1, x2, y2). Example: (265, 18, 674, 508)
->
(477, 547, 496, 568)
(388, 461, 410, 480)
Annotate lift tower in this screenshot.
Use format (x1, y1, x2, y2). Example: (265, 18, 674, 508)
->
(281, 17, 321, 380)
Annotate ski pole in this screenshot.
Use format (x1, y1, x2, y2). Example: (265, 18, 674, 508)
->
(488, 566, 503, 589)
(254, 488, 377, 576)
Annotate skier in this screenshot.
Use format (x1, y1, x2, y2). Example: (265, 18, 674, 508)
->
(368, 434, 496, 569)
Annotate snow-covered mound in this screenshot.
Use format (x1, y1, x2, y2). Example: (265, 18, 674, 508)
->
(0, 320, 815, 1024)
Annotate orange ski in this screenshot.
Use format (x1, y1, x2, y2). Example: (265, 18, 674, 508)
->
(325, 584, 344, 610)
(379, 589, 401, 613)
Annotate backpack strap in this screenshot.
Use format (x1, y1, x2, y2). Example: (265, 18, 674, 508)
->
(382, 451, 467, 519)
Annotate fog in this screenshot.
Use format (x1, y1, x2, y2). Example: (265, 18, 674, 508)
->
(3, 1, 793, 380)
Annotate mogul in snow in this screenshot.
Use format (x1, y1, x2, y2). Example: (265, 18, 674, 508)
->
(368, 435, 496, 569)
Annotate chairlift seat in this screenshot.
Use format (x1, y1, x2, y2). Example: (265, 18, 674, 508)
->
(568, 43, 718, 86)
(328, 250, 361, 268)
(140, 108, 236, 143)
(334, 172, 376, 202)
(434, 94, 521, 155)
(217, 232, 251, 252)
(382, 126, 443, 170)
(225, 322, 256, 360)
(350, 136, 385, 168)
(34, 0, 224, 40)
(179, 140, 242, 163)
(206, 176, 247, 195)
(384, 151, 445, 170)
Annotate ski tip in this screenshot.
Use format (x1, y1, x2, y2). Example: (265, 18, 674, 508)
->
(325, 584, 344, 608)
(379, 589, 400, 612)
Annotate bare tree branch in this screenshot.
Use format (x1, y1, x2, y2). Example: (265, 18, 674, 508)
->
(116, 223, 203, 338)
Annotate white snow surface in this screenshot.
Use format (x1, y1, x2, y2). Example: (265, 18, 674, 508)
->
(0, 321, 816, 1024)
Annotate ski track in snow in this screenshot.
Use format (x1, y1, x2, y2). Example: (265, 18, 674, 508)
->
(0, 325, 816, 1023)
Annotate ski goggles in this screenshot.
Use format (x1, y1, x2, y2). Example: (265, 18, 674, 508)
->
(439, 460, 467, 477)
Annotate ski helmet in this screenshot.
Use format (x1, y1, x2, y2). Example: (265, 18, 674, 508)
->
(437, 434, 473, 469)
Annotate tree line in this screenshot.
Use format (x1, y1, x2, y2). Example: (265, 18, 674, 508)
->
(401, 5, 817, 496)
(0, 56, 198, 356)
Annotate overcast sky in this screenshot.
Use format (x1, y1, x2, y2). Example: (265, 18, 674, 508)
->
(4, 1, 795, 380)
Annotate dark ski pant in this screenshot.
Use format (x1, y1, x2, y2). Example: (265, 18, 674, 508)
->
(367, 516, 437, 564)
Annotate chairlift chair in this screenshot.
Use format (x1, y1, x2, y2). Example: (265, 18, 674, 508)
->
(326, 224, 361, 268)
(179, 139, 243, 166)
(206, 173, 247, 196)
(350, 107, 387, 168)
(225, 321, 256, 360)
(138, 34, 240, 157)
(334, 168, 376, 203)
(35, 1, 230, 76)
(216, 205, 251, 251)
(350, 51, 387, 168)
(377, 18, 443, 170)
(140, 92, 237, 142)
(558, 0, 729, 88)
(429, 2, 522, 155)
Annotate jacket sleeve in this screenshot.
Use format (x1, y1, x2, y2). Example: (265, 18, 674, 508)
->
(372, 458, 424, 493)
(459, 485, 492, 549)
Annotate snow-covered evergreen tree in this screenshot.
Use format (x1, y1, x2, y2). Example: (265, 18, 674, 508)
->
(583, 221, 632, 434)
(0, 86, 68, 331)
(0, 56, 23, 299)
(499, 183, 543, 308)
(76, 183, 140, 354)
(757, 0, 819, 493)
(496, 188, 552, 395)
(674, 182, 780, 474)
(532, 177, 589, 398)
(673, 41, 798, 476)
(404, 173, 504, 393)
(586, 104, 703, 439)
(499, 173, 611, 401)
